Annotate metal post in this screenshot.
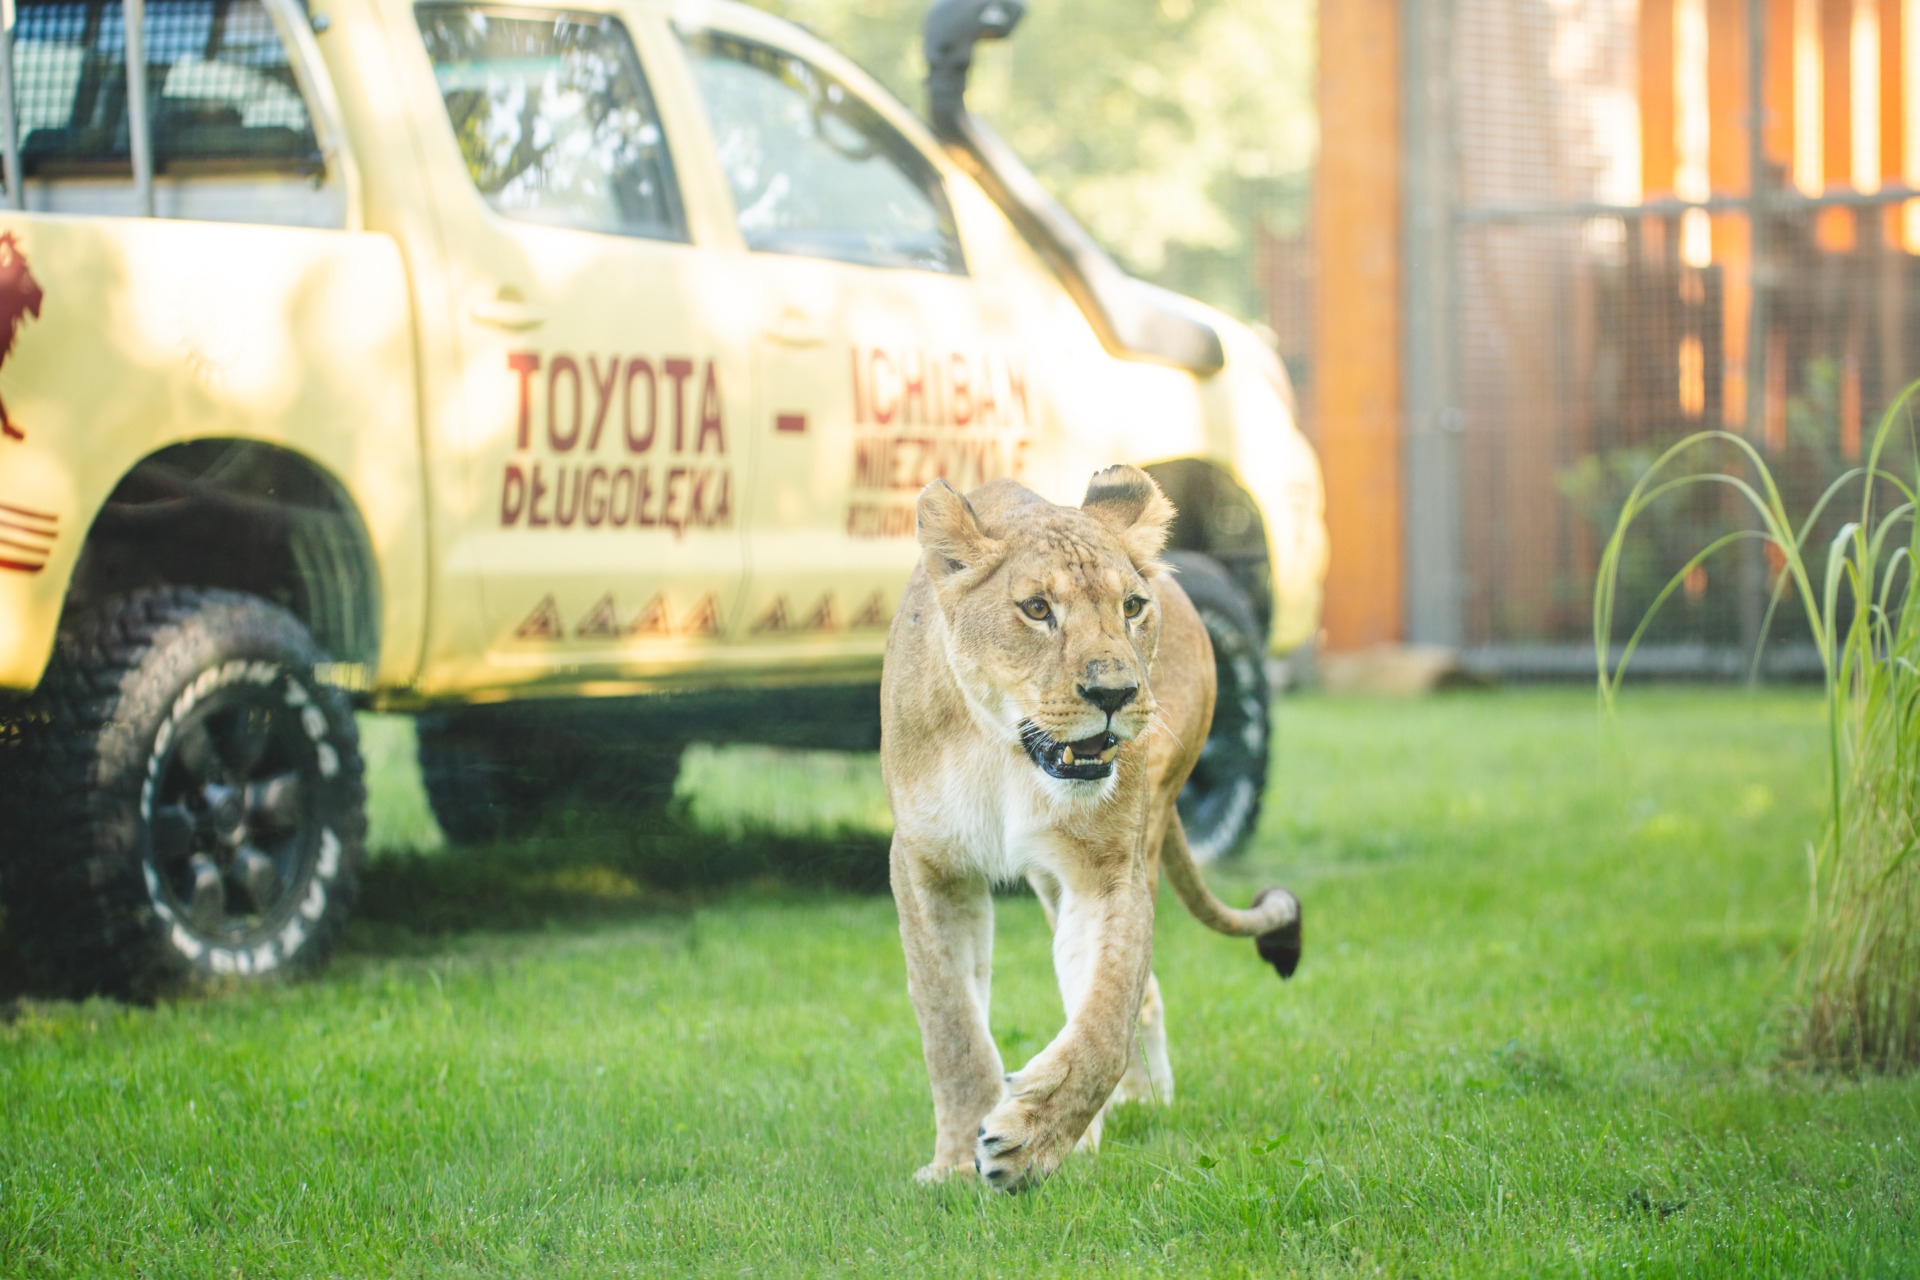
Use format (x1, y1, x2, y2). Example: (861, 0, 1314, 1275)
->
(0, 1, 22, 212)
(124, 0, 153, 217)
(1738, 0, 1769, 671)
(1402, 0, 1463, 646)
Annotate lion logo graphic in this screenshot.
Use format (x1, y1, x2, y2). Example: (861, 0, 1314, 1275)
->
(0, 232, 43, 442)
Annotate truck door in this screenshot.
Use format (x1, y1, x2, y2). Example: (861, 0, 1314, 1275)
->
(675, 28, 1035, 665)
(405, 3, 748, 688)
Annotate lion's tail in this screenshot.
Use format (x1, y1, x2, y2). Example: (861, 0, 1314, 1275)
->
(1160, 812, 1303, 979)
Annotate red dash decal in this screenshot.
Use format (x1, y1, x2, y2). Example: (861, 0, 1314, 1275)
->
(775, 413, 807, 434)
(0, 557, 44, 573)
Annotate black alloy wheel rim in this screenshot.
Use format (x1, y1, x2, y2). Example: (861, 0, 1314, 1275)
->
(1177, 605, 1266, 861)
(144, 683, 321, 946)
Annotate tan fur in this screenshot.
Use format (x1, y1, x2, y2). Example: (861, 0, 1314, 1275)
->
(881, 466, 1299, 1191)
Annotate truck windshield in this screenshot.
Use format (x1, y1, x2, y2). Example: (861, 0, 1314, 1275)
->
(416, 5, 685, 241)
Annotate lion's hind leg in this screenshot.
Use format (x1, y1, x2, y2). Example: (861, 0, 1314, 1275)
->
(1112, 972, 1174, 1107)
(1030, 872, 1174, 1121)
(1078, 971, 1175, 1155)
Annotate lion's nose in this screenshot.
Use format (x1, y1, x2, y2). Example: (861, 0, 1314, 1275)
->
(1077, 682, 1138, 715)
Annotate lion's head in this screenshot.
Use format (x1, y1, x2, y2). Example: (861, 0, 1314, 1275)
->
(914, 465, 1176, 784)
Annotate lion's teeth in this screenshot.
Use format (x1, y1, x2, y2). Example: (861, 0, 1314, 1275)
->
(1061, 746, 1076, 765)
(1099, 746, 1117, 763)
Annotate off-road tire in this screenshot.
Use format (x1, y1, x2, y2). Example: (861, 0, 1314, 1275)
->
(415, 706, 684, 846)
(413, 712, 529, 846)
(1, 587, 366, 1000)
(1165, 550, 1270, 863)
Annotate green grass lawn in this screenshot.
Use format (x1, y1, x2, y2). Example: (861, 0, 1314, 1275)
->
(4, 689, 1918, 1277)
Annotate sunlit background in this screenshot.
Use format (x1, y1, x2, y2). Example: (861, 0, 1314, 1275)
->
(760, 0, 1920, 677)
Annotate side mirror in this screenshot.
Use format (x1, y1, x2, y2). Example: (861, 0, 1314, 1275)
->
(924, 0, 1028, 127)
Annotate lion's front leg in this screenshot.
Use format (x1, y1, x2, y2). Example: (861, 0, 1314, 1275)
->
(1029, 870, 1173, 1114)
(891, 835, 1003, 1183)
(977, 862, 1153, 1191)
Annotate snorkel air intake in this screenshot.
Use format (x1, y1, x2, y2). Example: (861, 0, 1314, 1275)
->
(923, 0, 1225, 375)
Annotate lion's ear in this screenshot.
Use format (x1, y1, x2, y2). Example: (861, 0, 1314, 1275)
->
(1082, 465, 1175, 572)
(917, 479, 1003, 583)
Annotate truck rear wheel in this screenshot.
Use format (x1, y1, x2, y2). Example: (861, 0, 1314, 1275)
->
(413, 711, 534, 845)
(415, 706, 684, 846)
(1164, 550, 1271, 863)
(2, 588, 366, 999)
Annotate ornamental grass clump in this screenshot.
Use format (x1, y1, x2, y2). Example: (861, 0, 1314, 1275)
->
(1596, 389, 1920, 1069)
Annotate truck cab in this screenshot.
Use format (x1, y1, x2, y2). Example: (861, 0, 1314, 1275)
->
(0, 0, 1326, 997)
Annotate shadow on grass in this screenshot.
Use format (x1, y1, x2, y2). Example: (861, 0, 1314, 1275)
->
(346, 808, 892, 955)
(0, 810, 891, 990)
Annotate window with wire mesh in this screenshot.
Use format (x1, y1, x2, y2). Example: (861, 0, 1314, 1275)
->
(12, 0, 319, 176)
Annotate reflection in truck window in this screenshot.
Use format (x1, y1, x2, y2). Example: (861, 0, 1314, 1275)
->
(681, 30, 963, 275)
(12, 0, 319, 175)
(415, 6, 684, 241)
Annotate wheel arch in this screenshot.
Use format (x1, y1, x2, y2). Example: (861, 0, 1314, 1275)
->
(1143, 458, 1272, 635)
(64, 439, 381, 673)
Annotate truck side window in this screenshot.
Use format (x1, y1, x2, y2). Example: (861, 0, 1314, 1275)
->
(13, 0, 319, 176)
(415, 6, 685, 241)
(681, 31, 964, 275)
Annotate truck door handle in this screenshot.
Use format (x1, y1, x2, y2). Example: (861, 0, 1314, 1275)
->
(762, 309, 828, 347)
(469, 297, 546, 331)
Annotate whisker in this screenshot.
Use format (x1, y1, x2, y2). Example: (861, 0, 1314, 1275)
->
(1146, 710, 1183, 753)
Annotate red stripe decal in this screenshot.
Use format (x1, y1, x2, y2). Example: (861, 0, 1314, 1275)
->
(0, 557, 44, 573)
(0, 501, 56, 523)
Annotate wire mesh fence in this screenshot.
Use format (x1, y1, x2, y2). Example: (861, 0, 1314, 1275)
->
(1408, 0, 1920, 673)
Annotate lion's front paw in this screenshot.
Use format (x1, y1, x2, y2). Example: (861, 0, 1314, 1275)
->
(914, 1160, 977, 1186)
(974, 1099, 1066, 1193)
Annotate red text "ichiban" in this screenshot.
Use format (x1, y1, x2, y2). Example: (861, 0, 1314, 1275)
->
(851, 347, 1028, 429)
(844, 348, 1031, 537)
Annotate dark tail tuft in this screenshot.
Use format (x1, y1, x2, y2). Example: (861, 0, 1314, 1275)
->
(1251, 888, 1302, 979)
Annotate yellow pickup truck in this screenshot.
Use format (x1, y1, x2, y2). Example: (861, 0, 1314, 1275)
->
(0, 0, 1325, 996)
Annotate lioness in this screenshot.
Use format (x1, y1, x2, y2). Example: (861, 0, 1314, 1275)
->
(882, 465, 1303, 1191)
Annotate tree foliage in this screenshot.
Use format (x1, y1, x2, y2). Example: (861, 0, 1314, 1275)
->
(745, 0, 1314, 320)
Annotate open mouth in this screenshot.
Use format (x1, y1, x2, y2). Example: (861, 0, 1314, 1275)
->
(1020, 722, 1120, 781)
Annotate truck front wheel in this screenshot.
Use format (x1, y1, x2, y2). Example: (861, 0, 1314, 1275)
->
(3, 588, 366, 999)
(1164, 550, 1271, 864)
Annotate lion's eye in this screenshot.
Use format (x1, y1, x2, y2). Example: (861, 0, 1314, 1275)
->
(1020, 597, 1051, 622)
(1123, 596, 1145, 619)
